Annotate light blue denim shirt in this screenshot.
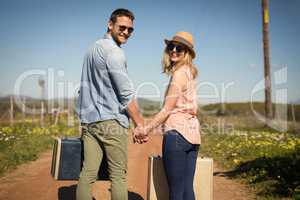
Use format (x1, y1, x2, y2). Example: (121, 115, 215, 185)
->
(77, 34, 135, 128)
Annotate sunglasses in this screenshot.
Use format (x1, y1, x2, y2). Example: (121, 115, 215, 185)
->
(118, 25, 134, 34)
(166, 43, 186, 53)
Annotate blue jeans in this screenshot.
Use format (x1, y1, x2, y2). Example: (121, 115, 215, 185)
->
(162, 130, 200, 200)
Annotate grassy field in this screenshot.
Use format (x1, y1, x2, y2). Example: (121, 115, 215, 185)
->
(195, 102, 300, 199)
(200, 130, 300, 200)
(0, 120, 79, 177)
(0, 100, 299, 199)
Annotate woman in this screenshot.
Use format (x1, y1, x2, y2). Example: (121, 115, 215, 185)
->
(137, 31, 201, 200)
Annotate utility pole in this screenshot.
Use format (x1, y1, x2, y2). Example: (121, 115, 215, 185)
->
(262, 0, 273, 119)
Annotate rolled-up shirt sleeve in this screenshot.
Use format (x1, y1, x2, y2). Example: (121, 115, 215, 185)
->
(106, 49, 135, 110)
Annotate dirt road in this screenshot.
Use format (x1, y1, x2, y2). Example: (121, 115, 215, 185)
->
(0, 135, 255, 200)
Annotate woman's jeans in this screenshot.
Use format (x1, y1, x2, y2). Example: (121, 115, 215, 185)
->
(163, 130, 200, 200)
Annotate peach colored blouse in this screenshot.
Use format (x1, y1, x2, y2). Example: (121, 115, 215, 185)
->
(163, 66, 201, 144)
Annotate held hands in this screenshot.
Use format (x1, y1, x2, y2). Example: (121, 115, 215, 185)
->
(133, 125, 149, 144)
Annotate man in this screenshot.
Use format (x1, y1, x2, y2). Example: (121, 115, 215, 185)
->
(76, 8, 147, 200)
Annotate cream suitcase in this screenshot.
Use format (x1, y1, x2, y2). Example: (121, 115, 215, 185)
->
(147, 156, 213, 200)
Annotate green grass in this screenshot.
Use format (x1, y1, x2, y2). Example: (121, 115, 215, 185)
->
(200, 130, 300, 200)
(0, 121, 79, 176)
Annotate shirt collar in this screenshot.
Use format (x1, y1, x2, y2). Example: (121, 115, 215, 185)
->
(104, 33, 121, 47)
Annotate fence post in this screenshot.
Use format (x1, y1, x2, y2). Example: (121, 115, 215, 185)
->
(32, 104, 36, 124)
(22, 97, 26, 123)
(10, 96, 14, 126)
(67, 99, 74, 127)
(41, 101, 44, 127)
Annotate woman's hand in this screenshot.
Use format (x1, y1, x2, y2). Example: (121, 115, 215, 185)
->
(133, 125, 149, 144)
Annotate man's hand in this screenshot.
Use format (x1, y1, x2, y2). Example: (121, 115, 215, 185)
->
(133, 125, 149, 144)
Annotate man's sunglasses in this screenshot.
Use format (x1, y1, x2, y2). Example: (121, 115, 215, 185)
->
(166, 43, 186, 53)
(118, 25, 134, 34)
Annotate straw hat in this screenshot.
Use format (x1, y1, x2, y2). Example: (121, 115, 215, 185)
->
(164, 31, 196, 58)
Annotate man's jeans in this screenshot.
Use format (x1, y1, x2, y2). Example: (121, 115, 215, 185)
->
(162, 130, 200, 200)
(76, 120, 128, 200)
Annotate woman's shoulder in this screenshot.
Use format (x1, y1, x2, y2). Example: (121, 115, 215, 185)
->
(174, 65, 193, 79)
(173, 65, 188, 73)
(170, 66, 191, 91)
(173, 66, 188, 78)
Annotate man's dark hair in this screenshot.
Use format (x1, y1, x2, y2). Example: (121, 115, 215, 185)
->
(109, 8, 135, 23)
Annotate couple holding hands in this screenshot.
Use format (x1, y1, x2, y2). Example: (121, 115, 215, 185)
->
(76, 8, 200, 200)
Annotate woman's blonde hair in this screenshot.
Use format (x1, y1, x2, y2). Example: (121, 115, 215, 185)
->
(162, 48, 198, 79)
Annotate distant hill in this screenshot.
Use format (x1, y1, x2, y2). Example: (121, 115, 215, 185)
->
(0, 95, 38, 102)
(200, 102, 300, 121)
(137, 98, 161, 116)
(0, 95, 77, 114)
(137, 98, 160, 108)
(0, 96, 298, 122)
(291, 98, 300, 105)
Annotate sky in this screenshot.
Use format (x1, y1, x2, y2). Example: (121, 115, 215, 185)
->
(0, 0, 299, 104)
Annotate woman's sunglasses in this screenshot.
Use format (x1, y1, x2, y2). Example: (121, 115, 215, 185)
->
(118, 25, 134, 34)
(166, 43, 186, 53)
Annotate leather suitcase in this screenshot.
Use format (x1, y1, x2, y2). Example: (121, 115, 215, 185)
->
(51, 136, 109, 180)
(147, 156, 213, 200)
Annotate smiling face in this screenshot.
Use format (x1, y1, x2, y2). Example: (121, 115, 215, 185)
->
(108, 16, 134, 46)
(167, 42, 186, 63)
